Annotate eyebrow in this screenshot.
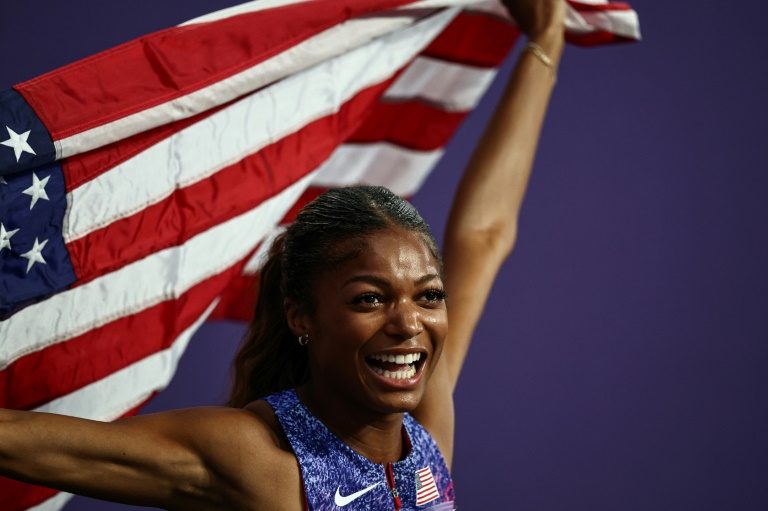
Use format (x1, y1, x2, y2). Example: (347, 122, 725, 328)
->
(414, 273, 441, 286)
(342, 273, 441, 288)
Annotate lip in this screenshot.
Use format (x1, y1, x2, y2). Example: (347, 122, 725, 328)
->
(364, 349, 428, 390)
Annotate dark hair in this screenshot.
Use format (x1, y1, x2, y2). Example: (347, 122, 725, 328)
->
(227, 185, 441, 407)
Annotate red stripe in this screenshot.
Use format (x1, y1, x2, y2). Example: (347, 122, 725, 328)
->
(0, 398, 150, 511)
(66, 77, 396, 284)
(566, 31, 636, 46)
(416, 490, 439, 505)
(281, 188, 328, 225)
(0, 479, 58, 511)
(209, 273, 260, 322)
(422, 11, 519, 67)
(0, 253, 251, 411)
(568, 0, 634, 12)
(350, 101, 467, 151)
(14, 0, 420, 141)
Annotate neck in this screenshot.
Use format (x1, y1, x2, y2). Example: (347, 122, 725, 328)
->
(296, 383, 406, 464)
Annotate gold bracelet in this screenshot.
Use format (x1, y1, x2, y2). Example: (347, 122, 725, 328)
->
(524, 42, 557, 85)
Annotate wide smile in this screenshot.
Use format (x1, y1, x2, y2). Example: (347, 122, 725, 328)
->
(364, 350, 427, 388)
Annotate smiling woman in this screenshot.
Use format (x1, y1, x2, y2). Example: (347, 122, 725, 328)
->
(0, 0, 565, 509)
(229, 188, 456, 507)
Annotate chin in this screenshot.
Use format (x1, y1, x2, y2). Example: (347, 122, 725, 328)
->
(359, 368, 432, 416)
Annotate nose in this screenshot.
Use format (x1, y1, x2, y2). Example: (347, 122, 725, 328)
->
(385, 298, 423, 339)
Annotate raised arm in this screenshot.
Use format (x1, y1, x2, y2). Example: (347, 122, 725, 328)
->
(441, 0, 565, 389)
(414, 0, 565, 457)
(0, 406, 292, 510)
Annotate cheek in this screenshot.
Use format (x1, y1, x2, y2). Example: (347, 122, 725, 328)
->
(424, 310, 449, 342)
(315, 310, 382, 351)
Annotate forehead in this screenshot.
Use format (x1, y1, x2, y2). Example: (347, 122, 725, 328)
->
(327, 229, 440, 282)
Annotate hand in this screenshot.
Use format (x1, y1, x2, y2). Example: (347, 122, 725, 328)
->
(501, 0, 567, 42)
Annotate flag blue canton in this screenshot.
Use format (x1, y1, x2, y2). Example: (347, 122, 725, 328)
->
(0, 161, 76, 317)
(0, 89, 56, 177)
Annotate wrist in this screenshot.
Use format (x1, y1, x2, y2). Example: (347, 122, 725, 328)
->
(528, 25, 565, 73)
(527, 28, 564, 67)
(524, 42, 558, 85)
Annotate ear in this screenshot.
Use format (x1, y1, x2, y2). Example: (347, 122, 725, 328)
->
(284, 298, 312, 337)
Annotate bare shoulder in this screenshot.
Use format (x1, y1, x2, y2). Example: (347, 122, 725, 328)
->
(131, 404, 303, 510)
(197, 404, 303, 510)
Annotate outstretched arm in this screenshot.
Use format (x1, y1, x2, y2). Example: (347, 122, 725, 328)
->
(0, 406, 292, 510)
(415, 0, 565, 460)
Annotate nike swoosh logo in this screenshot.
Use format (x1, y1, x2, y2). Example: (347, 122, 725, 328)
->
(334, 482, 381, 507)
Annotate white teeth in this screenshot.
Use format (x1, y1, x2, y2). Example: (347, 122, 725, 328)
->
(369, 352, 423, 363)
(371, 365, 417, 380)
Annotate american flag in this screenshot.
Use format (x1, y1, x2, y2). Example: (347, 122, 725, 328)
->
(0, 1, 639, 509)
(415, 465, 440, 506)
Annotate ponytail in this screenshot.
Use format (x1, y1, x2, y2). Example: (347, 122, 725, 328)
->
(227, 232, 309, 407)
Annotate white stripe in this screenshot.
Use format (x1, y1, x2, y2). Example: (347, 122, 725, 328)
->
(0, 172, 314, 369)
(312, 143, 443, 197)
(570, 0, 615, 5)
(55, 4, 471, 158)
(64, 9, 459, 242)
(27, 492, 73, 511)
(395, 0, 490, 9)
(181, 0, 315, 26)
(33, 298, 218, 420)
(383, 56, 497, 111)
(566, 8, 641, 39)
(463, 0, 512, 18)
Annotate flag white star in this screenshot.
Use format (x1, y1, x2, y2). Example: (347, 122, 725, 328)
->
(0, 176, 7, 185)
(0, 222, 19, 252)
(22, 172, 50, 210)
(1, 126, 36, 162)
(20, 237, 48, 273)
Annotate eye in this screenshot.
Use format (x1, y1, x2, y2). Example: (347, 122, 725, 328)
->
(420, 288, 447, 305)
(354, 292, 383, 306)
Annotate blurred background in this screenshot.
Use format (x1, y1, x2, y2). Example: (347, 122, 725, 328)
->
(2, 0, 767, 509)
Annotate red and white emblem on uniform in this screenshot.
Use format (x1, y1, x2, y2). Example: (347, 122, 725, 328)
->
(415, 466, 439, 506)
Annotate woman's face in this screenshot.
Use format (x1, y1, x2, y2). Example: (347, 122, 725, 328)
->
(300, 228, 448, 414)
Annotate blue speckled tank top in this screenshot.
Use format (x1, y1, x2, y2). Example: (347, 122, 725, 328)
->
(264, 389, 455, 510)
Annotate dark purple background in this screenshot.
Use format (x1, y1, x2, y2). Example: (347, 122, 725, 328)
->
(2, 1, 767, 509)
